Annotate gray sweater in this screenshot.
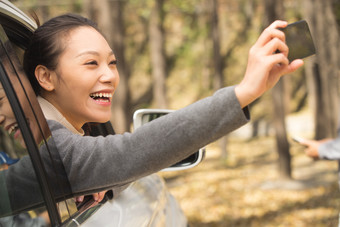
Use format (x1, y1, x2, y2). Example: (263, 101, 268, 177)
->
(318, 138, 340, 186)
(2, 86, 249, 214)
(52, 86, 249, 194)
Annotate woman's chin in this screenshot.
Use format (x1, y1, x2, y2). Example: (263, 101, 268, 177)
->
(91, 115, 111, 123)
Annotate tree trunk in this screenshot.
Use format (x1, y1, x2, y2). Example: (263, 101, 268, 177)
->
(263, 0, 292, 179)
(209, 0, 229, 158)
(211, 0, 223, 92)
(272, 80, 291, 179)
(303, 0, 340, 139)
(149, 0, 168, 108)
(109, 0, 132, 133)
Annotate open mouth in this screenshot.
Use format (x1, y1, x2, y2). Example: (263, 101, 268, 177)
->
(89, 92, 113, 103)
(6, 122, 20, 138)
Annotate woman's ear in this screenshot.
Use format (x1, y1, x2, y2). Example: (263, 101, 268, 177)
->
(34, 65, 55, 91)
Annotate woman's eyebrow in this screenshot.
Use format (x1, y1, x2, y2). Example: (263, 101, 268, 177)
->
(76, 51, 100, 58)
(76, 50, 115, 58)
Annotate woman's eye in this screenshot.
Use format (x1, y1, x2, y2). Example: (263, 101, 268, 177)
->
(85, 61, 98, 65)
(109, 60, 117, 65)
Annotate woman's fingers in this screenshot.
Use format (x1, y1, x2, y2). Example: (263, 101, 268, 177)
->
(235, 20, 305, 108)
(75, 195, 84, 203)
(299, 139, 320, 159)
(98, 191, 106, 202)
(267, 37, 289, 58)
(255, 20, 287, 48)
(283, 59, 304, 73)
(75, 190, 107, 204)
(253, 30, 289, 61)
(92, 191, 107, 202)
(299, 138, 312, 147)
(268, 20, 288, 30)
(271, 58, 304, 77)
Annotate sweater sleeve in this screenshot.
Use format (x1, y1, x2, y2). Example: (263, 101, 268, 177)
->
(47, 86, 250, 195)
(318, 137, 340, 160)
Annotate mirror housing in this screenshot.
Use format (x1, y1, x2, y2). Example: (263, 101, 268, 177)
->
(133, 109, 205, 171)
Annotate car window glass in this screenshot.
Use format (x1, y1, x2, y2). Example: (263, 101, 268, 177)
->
(0, 24, 80, 224)
(0, 79, 50, 226)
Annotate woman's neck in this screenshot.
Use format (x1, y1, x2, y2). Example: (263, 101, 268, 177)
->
(37, 96, 85, 135)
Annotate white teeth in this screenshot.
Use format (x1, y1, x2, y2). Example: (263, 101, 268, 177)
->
(9, 123, 18, 134)
(90, 92, 113, 98)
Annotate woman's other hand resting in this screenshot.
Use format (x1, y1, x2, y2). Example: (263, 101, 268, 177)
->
(235, 20, 304, 108)
(75, 190, 107, 207)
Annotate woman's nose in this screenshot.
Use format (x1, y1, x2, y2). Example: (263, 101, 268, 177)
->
(100, 66, 118, 85)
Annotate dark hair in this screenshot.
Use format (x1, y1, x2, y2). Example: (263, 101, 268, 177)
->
(23, 13, 100, 95)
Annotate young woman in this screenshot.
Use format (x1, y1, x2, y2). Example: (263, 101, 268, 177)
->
(22, 14, 303, 200)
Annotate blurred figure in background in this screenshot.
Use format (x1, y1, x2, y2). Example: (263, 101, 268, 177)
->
(301, 135, 340, 227)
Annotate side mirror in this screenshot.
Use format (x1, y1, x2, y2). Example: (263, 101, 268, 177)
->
(133, 109, 205, 171)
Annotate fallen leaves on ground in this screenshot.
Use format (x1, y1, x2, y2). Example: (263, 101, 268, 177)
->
(160, 136, 340, 227)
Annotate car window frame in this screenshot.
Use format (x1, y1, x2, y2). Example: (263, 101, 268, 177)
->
(0, 0, 36, 49)
(0, 24, 62, 225)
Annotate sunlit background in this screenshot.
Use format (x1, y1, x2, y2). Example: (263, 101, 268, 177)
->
(11, 0, 340, 226)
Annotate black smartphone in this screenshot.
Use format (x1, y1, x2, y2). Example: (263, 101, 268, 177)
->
(279, 20, 316, 62)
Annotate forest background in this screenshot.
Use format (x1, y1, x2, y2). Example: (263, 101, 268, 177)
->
(12, 0, 340, 226)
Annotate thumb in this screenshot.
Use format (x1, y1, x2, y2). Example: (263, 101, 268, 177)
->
(284, 59, 304, 74)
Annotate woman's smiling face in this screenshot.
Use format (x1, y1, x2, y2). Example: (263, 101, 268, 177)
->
(43, 26, 120, 130)
(0, 87, 25, 147)
(0, 87, 17, 133)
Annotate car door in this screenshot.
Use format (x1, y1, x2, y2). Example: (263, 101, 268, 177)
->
(0, 16, 107, 225)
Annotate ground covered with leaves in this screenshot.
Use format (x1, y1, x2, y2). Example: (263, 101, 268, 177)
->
(160, 136, 339, 227)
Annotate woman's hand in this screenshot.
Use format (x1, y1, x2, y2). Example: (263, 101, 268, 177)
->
(75, 190, 107, 206)
(235, 20, 304, 108)
(300, 138, 332, 160)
